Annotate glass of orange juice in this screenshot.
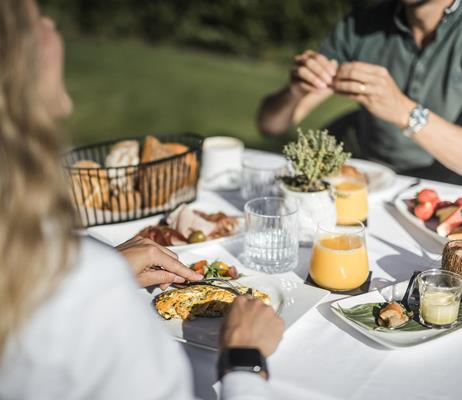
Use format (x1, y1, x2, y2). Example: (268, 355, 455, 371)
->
(309, 221, 369, 291)
(334, 179, 368, 225)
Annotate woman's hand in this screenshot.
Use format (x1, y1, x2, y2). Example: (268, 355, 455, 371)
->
(116, 236, 203, 289)
(220, 295, 284, 357)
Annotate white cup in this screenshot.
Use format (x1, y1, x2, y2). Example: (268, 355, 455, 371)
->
(200, 136, 244, 190)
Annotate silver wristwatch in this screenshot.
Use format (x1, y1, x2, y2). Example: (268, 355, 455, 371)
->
(403, 104, 429, 138)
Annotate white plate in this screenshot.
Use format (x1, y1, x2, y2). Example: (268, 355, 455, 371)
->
(141, 244, 330, 350)
(393, 184, 462, 245)
(331, 280, 462, 349)
(87, 191, 243, 248)
(347, 158, 396, 194)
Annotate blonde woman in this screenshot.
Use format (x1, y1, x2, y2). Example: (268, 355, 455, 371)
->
(0, 1, 284, 399)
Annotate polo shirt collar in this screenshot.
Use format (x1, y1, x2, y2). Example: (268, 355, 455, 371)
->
(393, 0, 461, 35)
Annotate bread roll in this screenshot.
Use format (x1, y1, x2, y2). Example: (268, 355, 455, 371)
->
(110, 191, 141, 212)
(71, 160, 110, 209)
(141, 136, 172, 164)
(105, 140, 139, 192)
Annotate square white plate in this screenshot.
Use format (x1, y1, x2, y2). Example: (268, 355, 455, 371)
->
(141, 244, 330, 351)
(393, 184, 462, 245)
(87, 190, 242, 248)
(331, 280, 462, 349)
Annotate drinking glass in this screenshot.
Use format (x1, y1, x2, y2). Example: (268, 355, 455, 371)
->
(244, 197, 298, 273)
(309, 221, 369, 291)
(333, 178, 368, 225)
(241, 153, 287, 200)
(410, 269, 462, 329)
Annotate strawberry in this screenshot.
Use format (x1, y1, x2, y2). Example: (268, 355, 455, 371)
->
(414, 202, 435, 221)
(417, 189, 438, 204)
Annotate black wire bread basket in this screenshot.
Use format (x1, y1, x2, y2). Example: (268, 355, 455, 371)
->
(62, 133, 203, 228)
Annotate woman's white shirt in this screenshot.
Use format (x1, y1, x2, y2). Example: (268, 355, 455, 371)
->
(0, 238, 269, 399)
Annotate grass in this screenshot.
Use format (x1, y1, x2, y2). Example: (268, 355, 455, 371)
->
(63, 36, 357, 152)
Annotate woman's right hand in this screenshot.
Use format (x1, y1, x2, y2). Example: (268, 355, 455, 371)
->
(116, 236, 203, 289)
(290, 50, 338, 98)
(220, 296, 284, 357)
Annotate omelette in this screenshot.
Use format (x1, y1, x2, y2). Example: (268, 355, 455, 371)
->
(155, 284, 271, 320)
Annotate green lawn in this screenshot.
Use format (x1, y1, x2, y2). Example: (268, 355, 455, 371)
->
(64, 36, 356, 152)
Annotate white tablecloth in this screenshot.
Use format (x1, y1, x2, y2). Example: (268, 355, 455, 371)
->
(184, 172, 462, 400)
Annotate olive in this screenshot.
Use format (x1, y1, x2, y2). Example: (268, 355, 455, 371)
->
(188, 230, 206, 243)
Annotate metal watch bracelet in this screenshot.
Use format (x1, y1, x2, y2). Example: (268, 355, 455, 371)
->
(403, 103, 429, 138)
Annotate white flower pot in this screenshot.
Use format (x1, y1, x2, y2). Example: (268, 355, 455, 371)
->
(281, 184, 336, 242)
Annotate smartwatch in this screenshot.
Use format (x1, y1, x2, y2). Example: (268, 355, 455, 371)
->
(217, 347, 268, 380)
(403, 103, 429, 138)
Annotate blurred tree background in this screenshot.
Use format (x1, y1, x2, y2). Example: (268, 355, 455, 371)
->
(41, 0, 372, 151)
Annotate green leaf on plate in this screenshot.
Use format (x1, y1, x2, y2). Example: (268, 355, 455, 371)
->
(337, 303, 430, 332)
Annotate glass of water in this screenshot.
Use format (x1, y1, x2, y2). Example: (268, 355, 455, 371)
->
(244, 197, 299, 273)
(241, 153, 287, 200)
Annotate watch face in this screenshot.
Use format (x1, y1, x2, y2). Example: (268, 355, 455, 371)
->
(228, 348, 262, 367)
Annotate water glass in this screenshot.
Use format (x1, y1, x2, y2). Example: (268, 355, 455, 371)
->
(244, 197, 298, 273)
(409, 269, 462, 329)
(241, 153, 287, 200)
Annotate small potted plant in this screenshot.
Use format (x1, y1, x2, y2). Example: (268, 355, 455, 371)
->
(280, 128, 350, 241)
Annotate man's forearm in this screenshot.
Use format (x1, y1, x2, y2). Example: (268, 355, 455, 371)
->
(257, 86, 301, 136)
(413, 112, 462, 176)
(257, 86, 331, 136)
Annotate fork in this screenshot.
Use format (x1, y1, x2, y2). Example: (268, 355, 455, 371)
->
(180, 278, 251, 296)
(389, 178, 421, 205)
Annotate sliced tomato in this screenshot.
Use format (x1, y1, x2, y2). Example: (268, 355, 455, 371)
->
(414, 202, 435, 221)
(192, 260, 207, 272)
(455, 198, 462, 207)
(417, 189, 438, 203)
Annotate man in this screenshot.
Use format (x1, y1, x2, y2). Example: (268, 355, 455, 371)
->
(258, 0, 462, 184)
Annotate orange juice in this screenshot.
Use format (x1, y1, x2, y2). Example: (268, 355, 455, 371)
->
(310, 234, 369, 291)
(335, 180, 368, 225)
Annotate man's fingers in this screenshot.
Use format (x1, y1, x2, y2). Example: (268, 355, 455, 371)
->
(339, 61, 388, 77)
(307, 52, 337, 78)
(333, 80, 378, 96)
(293, 66, 328, 90)
(335, 67, 376, 86)
(291, 75, 322, 93)
(152, 250, 202, 281)
(159, 283, 170, 291)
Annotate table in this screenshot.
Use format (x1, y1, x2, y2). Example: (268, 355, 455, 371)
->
(184, 172, 462, 400)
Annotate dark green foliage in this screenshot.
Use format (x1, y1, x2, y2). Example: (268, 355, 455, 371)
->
(41, 0, 374, 59)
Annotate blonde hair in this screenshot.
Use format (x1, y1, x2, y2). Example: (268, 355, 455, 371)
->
(0, 0, 77, 355)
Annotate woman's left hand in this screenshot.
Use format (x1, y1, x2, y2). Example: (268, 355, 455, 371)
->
(116, 236, 203, 289)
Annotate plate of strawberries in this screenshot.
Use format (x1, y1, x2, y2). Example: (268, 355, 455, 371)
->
(394, 186, 462, 244)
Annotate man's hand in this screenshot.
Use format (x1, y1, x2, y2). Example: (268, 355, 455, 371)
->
(220, 296, 284, 358)
(333, 61, 415, 128)
(116, 236, 203, 289)
(290, 50, 338, 99)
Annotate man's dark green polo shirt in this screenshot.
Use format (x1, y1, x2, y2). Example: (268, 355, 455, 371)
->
(319, 0, 462, 172)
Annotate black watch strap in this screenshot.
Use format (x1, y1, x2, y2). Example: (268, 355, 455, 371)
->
(217, 347, 268, 380)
